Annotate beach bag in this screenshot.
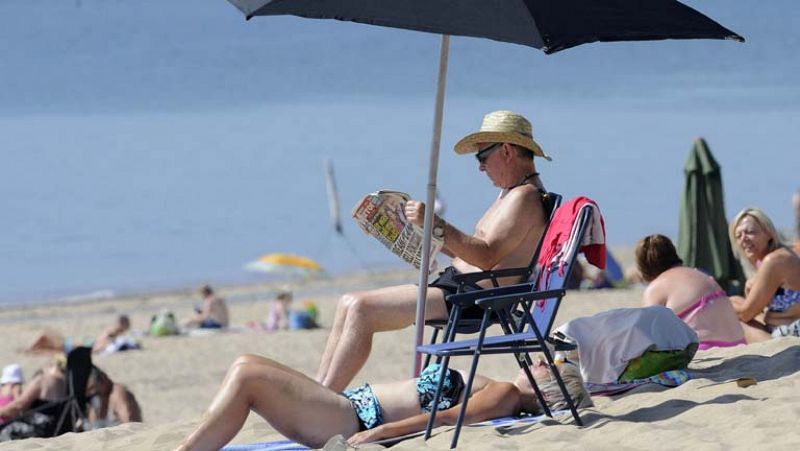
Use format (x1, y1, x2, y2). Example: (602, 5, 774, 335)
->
(288, 310, 318, 330)
(555, 306, 699, 383)
(149, 310, 179, 336)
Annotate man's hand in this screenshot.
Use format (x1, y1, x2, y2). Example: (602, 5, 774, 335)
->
(404, 200, 427, 227)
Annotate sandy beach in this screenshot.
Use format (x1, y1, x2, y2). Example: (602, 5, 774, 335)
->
(1, 265, 799, 450)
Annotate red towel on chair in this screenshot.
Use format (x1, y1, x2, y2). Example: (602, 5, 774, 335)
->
(536, 197, 606, 284)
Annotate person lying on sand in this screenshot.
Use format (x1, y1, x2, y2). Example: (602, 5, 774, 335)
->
(21, 315, 133, 355)
(0, 364, 24, 425)
(175, 354, 591, 450)
(728, 208, 800, 341)
(184, 285, 229, 330)
(317, 110, 554, 391)
(0, 361, 141, 439)
(636, 234, 746, 349)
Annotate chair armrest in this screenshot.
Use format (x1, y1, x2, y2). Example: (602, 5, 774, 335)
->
(445, 282, 535, 307)
(475, 288, 566, 310)
(451, 266, 531, 286)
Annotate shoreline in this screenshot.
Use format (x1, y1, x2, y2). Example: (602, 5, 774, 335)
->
(0, 266, 419, 322)
(0, 244, 639, 314)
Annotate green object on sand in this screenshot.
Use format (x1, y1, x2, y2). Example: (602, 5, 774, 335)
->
(618, 346, 696, 381)
(677, 138, 745, 294)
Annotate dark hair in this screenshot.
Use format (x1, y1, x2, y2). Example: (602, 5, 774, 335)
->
(635, 234, 683, 282)
(200, 285, 214, 296)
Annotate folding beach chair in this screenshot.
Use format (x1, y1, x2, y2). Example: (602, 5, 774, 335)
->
(422, 191, 562, 368)
(417, 199, 604, 449)
(52, 346, 93, 435)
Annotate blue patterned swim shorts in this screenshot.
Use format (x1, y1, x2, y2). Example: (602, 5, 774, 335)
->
(342, 383, 384, 431)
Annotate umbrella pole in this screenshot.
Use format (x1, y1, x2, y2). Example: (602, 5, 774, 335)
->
(413, 34, 450, 377)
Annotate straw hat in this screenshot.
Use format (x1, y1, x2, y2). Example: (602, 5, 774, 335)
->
(1, 364, 23, 385)
(454, 110, 551, 161)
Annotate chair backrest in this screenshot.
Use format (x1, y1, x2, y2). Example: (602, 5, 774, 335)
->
(528, 204, 594, 337)
(66, 347, 92, 409)
(52, 346, 93, 436)
(519, 191, 563, 283)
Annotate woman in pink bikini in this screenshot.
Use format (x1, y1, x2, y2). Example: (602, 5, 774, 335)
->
(636, 234, 746, 350)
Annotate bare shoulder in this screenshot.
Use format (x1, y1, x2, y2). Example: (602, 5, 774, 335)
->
(488, 380, 519, 395)
(502, 185, 545, 216)
(470, 380, 519, 405)
(763, 248, 800, 271)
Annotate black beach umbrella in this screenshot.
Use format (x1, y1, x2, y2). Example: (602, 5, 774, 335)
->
(678, 138, 745, 293)
(225, 0, 744, 375)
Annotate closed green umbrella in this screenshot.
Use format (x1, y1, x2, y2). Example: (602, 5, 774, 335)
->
(677, 138, 744, 293)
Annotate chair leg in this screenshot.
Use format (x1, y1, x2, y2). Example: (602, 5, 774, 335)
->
(423, 356, 452, 440)
(520, 360, 552, 418)
(436, 306, 462, 365)
(424, 328, 439, 368)
(539, 343, 582, 426)
(449, 311, 491, 449)
(493, 306, 549, 416)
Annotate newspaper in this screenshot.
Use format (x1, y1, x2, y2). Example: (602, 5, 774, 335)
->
(352, 190, 442, 273)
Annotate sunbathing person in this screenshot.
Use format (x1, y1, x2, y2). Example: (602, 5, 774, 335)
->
(22, 315, 132, 355)
(0, 361, 141, 439)
(86, 367, 143, 426)
(317, 110, 553, 391)
(185, 285, 229, 329)
(0, 365, 24, 425)
(636, 234, 746, 349)
(728, 208, 800, 341)
(176, 354, 591, 450)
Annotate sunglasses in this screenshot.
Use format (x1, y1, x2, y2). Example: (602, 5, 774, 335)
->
(475, 142, 502, 164)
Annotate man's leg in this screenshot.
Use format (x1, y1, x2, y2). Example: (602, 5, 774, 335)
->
(316, 293, 355, 382)
(318, 284, 448, 392)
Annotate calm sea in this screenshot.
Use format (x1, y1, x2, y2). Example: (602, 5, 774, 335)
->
(1, 0, 798, 305)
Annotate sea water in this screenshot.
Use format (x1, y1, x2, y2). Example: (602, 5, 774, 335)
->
(1, 0, 798, 305)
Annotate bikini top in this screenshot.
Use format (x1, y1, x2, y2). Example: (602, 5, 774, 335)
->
(770, 287, 800, 312)
(416, 363, 464, 413)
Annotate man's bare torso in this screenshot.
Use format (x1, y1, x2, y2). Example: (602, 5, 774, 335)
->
(451, 185, 545, 283)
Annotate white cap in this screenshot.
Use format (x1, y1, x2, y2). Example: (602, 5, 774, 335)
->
(1, 364, 23, 385)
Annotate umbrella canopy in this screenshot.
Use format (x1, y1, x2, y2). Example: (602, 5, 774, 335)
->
(228, 0, 743, 53)
(677, 138, 744, 293)
(225, 0, 744, 376)
(244, 253, 325, 278)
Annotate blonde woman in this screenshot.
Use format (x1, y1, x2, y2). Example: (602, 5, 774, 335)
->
(729, 208, 800, 341)
(176, 356, 591, 450)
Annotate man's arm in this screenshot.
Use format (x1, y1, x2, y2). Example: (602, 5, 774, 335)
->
(438, 186, 544, 270)
(347, 382, 520, 446)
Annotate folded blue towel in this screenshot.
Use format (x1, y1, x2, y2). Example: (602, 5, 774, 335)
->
(222, 439, 308, 451)
(222, 411, 568, 450)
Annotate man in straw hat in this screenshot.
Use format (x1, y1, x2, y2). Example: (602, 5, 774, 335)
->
(317, 110, 553, 391)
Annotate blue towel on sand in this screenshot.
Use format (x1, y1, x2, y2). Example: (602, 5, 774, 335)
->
(222, 440, 308, 451)
(222, 412, 567, 450)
